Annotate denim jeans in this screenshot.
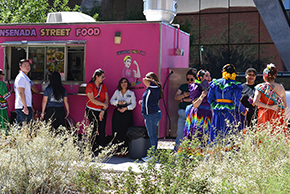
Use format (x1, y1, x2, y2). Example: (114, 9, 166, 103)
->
(142, 111, 162, 150)
(16, 107, 33, 125)
(174, 109, 186, 151)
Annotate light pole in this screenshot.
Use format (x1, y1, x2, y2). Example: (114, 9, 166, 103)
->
(200, 45, 204, 66)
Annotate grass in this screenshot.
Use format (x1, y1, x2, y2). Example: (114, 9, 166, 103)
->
(0, 119, 117, 193)
(1, 118, 290, 193)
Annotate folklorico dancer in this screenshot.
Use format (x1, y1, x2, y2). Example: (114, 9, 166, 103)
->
(253, 63, 288, 139)
(0, 69, 10, 134)
(207, 64, 247, 145)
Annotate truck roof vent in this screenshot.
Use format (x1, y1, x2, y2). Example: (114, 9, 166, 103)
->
(46, 12, 96, 23)
(143, 0, 177, 24)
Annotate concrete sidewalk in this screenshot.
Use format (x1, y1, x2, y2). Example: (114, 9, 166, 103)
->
(101, 155, 144, 173)
(100, 139, 175, 172)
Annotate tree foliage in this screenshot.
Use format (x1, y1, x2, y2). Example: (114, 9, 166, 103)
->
(81, 0, 101, 21)
(0, 0, 80, 23)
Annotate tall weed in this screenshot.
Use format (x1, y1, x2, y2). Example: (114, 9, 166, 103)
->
(3, 119, 290, 193)
(0, 119, 111, 193)
(100, 121, 290, 193)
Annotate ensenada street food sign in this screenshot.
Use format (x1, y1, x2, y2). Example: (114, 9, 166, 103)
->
(0, 27, 101, 37)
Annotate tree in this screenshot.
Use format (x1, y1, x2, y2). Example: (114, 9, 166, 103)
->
(81, 0, 101, 21)
(0, 0, 80, 23)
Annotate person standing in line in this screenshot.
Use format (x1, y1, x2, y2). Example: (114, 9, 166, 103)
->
(14, 59, 35, 124)
(41, 72, 69, 130)
(241, 68, 258, 127)
(85, 68, 109, 156)
(207, 64, 247, 145)
(110, 77, 136, 156)
(253, 63, 288, 138)
(183, 69, 212, 148)
(0, 69, 11, 134)
(173, 69, 196, 151)
(139, 72, 162, 161)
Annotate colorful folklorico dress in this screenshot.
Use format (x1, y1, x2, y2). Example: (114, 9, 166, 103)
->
(183, 82, 212, 147)
(207, 78, 246, 144)
(0, 81, 10, 133)
(255, 82, 288, 137)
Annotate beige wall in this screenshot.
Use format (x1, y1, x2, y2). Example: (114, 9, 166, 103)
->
(175, 0, 256, 13)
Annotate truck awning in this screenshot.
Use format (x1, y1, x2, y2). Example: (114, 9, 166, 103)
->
(0, 40, 86, 46)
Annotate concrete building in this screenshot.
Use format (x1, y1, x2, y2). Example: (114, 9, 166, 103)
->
(173, 0, 290, 86)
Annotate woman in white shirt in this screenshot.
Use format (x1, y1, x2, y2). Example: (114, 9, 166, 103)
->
(110, 77, 136, 155)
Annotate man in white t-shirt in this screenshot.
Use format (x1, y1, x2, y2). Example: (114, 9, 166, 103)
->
(14, 59, 34, 124)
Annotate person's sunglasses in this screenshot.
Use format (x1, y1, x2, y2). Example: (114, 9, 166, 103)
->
(187, 78, 194, 81)
(247, 74, 256, 77)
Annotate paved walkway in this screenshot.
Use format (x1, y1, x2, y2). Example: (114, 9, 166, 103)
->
(100, 139, 175, 172)
(101, 155, 144, 172)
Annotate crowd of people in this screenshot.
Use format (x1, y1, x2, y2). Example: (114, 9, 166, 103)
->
(0, 58, 287, 160)
(175, 63, 288, 152)
(0, 59, 162, 160)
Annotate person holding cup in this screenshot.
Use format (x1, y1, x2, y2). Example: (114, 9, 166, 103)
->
(110, 77, 136, 156)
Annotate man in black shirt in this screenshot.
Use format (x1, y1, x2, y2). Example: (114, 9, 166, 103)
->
(241, 68, 258, 127)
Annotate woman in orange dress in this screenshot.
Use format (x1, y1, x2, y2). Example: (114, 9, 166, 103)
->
(253, 63, 288, 137)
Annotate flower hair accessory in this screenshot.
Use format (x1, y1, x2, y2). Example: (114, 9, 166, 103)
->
(222, 64, 236, 80)
(222, 72, 236, 80)
(263, 63, 277, 79)
(196, 69, 204, 81)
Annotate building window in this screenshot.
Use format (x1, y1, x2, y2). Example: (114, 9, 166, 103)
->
(67, 47, 84, 81)
(284, 0, 290, 10)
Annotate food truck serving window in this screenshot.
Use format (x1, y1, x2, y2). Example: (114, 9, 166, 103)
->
(3, 41, 85, 82)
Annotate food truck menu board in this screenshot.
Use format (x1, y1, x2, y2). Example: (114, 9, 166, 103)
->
(46, 47, 64, 77)
(29, 47, 65, 80)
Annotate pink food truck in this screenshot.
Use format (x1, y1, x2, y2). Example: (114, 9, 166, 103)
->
(0, 12, 189, 138)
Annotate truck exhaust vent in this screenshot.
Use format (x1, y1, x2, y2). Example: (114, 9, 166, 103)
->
(46, 12, 96, 23)
(143, 0, 178, 24)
